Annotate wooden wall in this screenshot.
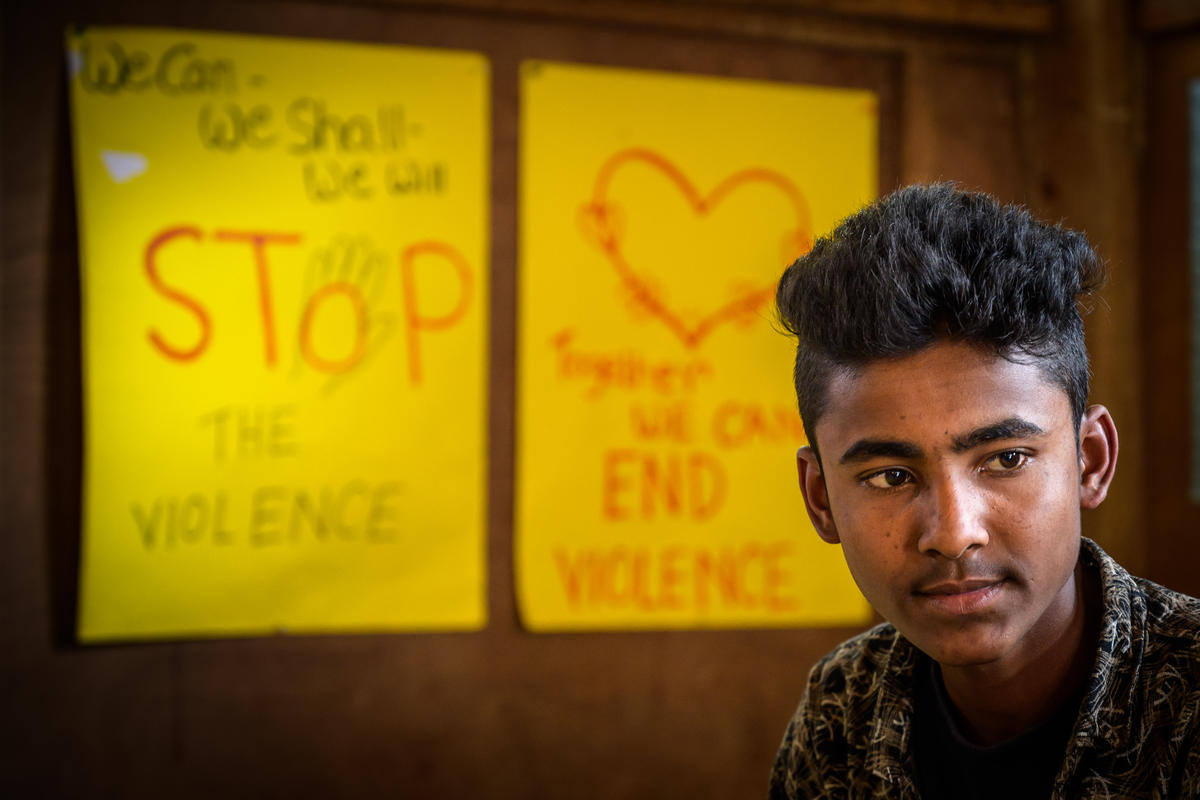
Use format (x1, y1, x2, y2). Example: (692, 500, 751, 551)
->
(1, 0, 1172, 797)
(1142, 2, 1200, 597)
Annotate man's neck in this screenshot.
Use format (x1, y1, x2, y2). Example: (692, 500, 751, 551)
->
(937, 560, 1100, 747)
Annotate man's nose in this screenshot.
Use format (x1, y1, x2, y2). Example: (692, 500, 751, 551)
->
(916, 475, 989, 559)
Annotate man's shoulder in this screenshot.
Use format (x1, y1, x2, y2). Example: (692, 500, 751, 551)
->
(1129, 580, 1200, 800)
(1132, 574, 1200, 679)
(768, 622, 920, 799)
(1072, 548, 1200, 797)
(1088, 538, 1200, 665)
(1135, 573, 1200, 631)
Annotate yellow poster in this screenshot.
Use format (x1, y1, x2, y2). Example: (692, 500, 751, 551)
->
(68, 27, 489, 640)
(517, 61, 875, 630)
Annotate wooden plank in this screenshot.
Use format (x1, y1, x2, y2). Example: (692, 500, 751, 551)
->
(901, 51, 1023, 198)
(1140, 29, 1200, 595)
(656, 0, 1055, 32)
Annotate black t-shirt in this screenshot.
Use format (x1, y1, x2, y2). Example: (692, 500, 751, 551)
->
(912, 657, 1084, 800)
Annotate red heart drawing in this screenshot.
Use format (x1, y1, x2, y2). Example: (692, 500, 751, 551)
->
(579, 148, 813, 349)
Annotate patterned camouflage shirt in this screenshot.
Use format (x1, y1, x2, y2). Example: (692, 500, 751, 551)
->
(768, 538, 1200, 799)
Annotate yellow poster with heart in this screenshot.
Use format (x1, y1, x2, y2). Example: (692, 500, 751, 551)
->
(68, 27, 488, 641)
(517, 61, 876, 630)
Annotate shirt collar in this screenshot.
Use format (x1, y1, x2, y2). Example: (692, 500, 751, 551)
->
(1072, 537, 1144, 752)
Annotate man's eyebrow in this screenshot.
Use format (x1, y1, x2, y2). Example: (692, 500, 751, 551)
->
(951, 417, 1046, 452)
(837, 418, 1047, 464)
(839, 439, 923, 465)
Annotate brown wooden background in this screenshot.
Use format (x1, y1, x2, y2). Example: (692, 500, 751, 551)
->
(3, 0, 1196, 797)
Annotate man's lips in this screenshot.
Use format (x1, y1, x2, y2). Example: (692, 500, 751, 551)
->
(916, 578, 1004, 596)
(913, 578, 1008, 615)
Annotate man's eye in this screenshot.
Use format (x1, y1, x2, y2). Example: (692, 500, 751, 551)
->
(985, 450, 1028, 471)
(864, 468, 911, 489)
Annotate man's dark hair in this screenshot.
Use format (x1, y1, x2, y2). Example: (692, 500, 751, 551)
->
(776, 183, 1106, 452)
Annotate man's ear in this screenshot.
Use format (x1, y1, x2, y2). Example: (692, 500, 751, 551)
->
(1079, 404, 1118, 510)
(797, 446, 840, 544)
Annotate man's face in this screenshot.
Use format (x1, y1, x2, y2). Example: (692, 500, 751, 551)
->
(797, 340, 1114, 669)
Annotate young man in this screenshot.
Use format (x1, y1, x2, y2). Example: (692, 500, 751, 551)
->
(768, 184, 1200, 798)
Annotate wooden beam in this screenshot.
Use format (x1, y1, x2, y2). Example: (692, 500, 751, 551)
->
(1140, 0, 1200, 33)
(319, 0, 1051, 53)
(694, 0, 1054, 33)
(1020, 0, 1145, 571)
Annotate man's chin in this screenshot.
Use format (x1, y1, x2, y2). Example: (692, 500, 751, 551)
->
(925, 648, 1006, 669)
(905, 631, 1010, 668)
